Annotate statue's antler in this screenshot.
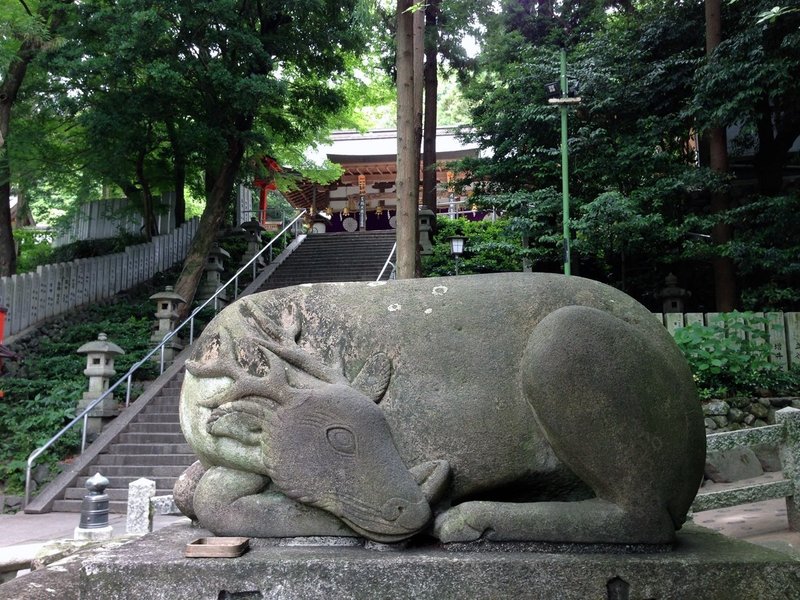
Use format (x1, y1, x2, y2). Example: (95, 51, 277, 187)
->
(186, 298, 352, 409)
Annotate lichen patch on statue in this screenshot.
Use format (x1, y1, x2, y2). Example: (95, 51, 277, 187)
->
(175, 273, 705, 545)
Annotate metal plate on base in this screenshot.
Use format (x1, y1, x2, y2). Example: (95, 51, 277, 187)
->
(185, 537, 250, 558)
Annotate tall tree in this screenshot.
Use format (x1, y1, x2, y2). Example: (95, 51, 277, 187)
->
(396, 0, 422, 279)
(0, 0, 71, 276)
(704, 0, 737, 310)
(54, 0, 370, 307)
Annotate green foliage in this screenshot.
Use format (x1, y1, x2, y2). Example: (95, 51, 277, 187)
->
(422, 216, 523, 276)
(13, 228, 54, 274)
(673, 312, 794, 397)
(0, 277, 176, 494)
(14, 231, 151, 274)
(457, 0, 800, 310)
(0, 379, 85, 495)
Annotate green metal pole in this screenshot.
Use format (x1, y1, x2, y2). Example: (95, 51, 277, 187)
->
(560, 48, 571, 276)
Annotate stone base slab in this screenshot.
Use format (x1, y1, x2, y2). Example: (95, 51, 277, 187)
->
(79, 523, 800, 600)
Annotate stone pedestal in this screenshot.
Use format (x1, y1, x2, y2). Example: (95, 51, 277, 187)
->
(78, 524, 800, 600)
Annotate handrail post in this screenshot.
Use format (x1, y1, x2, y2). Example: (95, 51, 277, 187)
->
(125, 373, 133, 408)
(189, 317, 195, 345)
(777, 407, 800, 530)
(81, 414, 89, 452)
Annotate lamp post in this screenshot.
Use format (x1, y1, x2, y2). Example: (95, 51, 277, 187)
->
(546, 48, 581, 276)
(449, 235, 465, 276)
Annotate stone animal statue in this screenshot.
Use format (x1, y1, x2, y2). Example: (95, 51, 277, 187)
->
(174, 273, 705, 545)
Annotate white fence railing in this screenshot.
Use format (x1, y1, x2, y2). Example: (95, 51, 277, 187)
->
(51, 193, 178, 248)
(1, 218, 199, 338)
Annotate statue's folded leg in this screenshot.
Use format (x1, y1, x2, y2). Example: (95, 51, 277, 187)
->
(433, 498, 675, 545)
(193, 465, 356, 538)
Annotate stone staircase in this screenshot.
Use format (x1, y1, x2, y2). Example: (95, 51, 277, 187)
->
(49, 369, 192, 513)
(31, 231, 396, 513)
(258, 230, 396, 291)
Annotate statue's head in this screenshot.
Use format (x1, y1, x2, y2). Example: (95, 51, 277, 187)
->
(180, 298, 450, 542)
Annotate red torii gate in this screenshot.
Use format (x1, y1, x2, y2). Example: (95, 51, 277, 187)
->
(252, 156, 282, 226)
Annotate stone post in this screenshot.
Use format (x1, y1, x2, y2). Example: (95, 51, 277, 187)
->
(76, 333, 125, 441)
(418, 207, 436, 255)
(149, 286, 186, 363)
(196, 242, 231, 305)
(239, 218, 267, 269)
(777, 407, 800, 530)
(655, 273, 691, 314)
(127, 478, 157, 535)
(75, 473, 113, 541)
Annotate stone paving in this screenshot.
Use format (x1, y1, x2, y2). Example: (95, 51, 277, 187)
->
(694, 472, 800, 558)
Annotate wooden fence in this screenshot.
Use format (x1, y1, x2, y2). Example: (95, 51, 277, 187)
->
(0, 218, 198, 339)
(51, 193, 177, 248)
(655, 311, 800, 370)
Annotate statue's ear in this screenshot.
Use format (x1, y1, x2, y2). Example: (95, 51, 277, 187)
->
(351, 352, 392, 403)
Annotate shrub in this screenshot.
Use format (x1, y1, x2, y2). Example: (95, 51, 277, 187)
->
(672, 312, 796, 398)
(0, 380, 85, 494)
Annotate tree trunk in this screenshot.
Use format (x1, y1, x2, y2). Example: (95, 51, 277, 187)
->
(396, 0, 419, 279)
(705, 0, 737, 311)
(754, 95, 800, 196)
(174, 134, 247, 316)
(135, 148, 159, 240)
(166, 120, 187, 227)
(0, 40, 37, 276)
(422, 0, 439, 214)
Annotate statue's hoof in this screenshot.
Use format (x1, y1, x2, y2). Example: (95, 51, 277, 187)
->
(433, 504, 486, 543)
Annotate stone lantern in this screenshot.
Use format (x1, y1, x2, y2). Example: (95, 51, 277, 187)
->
(196, 242, 231, 305)
(418, 207, 436, 255)
(77, 333, 125, 440)
(150, 285, 186, 362)
(239, 218, 267, 269)
(656, 273, 691, 314)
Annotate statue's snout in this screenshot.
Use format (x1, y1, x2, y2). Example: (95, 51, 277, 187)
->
(380, 497, 431, 530)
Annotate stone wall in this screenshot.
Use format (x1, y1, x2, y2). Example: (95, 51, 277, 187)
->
(702, 396, 799, 433)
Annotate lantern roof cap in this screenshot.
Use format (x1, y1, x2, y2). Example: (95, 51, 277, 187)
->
(149, 285, 187, 303)
(77, 333, 125, 355)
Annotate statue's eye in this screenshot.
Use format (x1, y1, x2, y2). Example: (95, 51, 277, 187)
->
(326, 427, 356, 455)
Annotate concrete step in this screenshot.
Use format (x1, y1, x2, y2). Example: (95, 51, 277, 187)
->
(94, 453, 195, 466)
(65, 480, 179, 499)
(141, 401, 181, 410)
(77, 465, 189, 479)
(107, 443, 192, 455)
(117, 432, 187, 444)
(125, 422, 184, 434)
(134, 413, 181, 424)
(51, 499, 130, 513)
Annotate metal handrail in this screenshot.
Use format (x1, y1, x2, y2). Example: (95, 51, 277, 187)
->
(24, 210, 307, 507)
(376, 242, 397, 282)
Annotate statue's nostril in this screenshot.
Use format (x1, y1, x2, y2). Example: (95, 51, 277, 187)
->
(381, 498, 407, 522)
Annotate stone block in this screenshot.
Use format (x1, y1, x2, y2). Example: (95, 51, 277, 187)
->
(705, 447, 764, 483)
(77, 523, 800, 600)
(703, 400, 730, 416)
(752, 444, 782, 472)
(750, 402, 770, 420)
(127, 478, 156, 535)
